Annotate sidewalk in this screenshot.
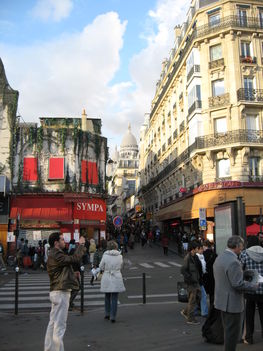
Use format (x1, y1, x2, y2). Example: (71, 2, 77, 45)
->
(1, 301, 262, 351)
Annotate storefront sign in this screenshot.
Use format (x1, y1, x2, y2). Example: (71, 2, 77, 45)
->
(195, 181, 241, 193)
(74, 199, 106, 221)
(33, 231, 41, 241)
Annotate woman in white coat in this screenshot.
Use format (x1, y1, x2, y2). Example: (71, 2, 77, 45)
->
(99, 240, 125, 323)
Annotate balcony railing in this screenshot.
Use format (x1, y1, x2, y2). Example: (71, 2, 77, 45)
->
(188, 100, 202, 116)
(142, 129, 263, 193)
(197, 15, 263, 38)
(240, 56, 257, 64)
(209, 93, 230, 108)
(179, 121, 185, 133)
(209, 58, 225, 69)
(237, 88, 263, 102)
(187, 64, 200, 82)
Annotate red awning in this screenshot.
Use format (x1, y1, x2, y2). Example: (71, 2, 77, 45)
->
(246, 223, 260, 236)
(10, 197, 72, 221)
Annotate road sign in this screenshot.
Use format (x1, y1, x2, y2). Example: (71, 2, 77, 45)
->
(113, 216, 123, 227)
(199, 219, 207, 227)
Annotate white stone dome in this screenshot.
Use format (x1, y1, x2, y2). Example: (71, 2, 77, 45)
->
(120, 123, 138, 149)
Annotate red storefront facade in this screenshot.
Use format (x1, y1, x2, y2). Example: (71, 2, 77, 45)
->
(9, 194, 106, 244)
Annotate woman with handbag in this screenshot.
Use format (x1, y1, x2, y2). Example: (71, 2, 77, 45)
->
(99, 240, 126, 323)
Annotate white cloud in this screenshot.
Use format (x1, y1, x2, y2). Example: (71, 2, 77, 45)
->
(0, 12, 127, 130)
(31, 0, 73, 22)
(1, 0, 190, 155)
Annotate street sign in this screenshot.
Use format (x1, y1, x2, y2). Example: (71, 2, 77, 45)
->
(199, 219, 207, 227)
(113, 216, 123, 227)
(199, 208, 207, 228)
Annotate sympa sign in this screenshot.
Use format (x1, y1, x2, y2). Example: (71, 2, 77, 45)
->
(73, 199, 106, 221)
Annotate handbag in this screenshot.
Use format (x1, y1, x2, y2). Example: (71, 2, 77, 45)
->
(177, 281, 188, 302)
(97, 271, 103, 281)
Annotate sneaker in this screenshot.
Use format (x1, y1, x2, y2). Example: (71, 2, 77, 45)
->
(180, 309, 188, 320)
(187, 319, 200, 325)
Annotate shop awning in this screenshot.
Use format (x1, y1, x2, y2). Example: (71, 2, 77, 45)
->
(10, 196, 72, 221)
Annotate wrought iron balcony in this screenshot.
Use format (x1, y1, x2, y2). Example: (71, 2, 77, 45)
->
(142, 129, 263, 194)
(187, 64, 200, 82)
(188, 100, 202, 116)
(240, 56, 257, 64)
(179, 121, 185, 133)
(237, 88, 263, 102)
(209, 93, 230, 108)
(197, 15, 263, 38)
(209, 58, 225, 69)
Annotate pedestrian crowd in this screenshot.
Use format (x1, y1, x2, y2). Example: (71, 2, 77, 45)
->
(180, 234, 263, 351)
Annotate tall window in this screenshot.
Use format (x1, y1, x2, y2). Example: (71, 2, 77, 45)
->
(188, 85, 201, 109)
(238, 8, 247, 27)
(214, 117, 227, 133)
(209, 13, 220, 27)
(246, 115, 259, 130)
(241, 42, 251, 57)
(249, 157, 260, 177)
(259, 10, 263, 28)
(210, 44, 222, 61)
(244, 77, 254, 100)
(212, 79, 225, 96)
(217, 159, 230, 178)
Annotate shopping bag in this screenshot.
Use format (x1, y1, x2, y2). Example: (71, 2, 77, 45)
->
(177, 281, 188, 302)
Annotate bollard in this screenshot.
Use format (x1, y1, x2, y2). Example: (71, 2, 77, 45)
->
(15, 266, 19, 315)
(142, 272, 146, 304)
(80, 265, 85, 314)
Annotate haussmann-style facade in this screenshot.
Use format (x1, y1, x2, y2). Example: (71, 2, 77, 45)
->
(139, 0, 263, 238)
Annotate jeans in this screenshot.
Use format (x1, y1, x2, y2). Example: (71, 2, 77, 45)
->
(105, 293, 118, 320)
(200, 285, 208, 316)
(44, 290, 70, 351)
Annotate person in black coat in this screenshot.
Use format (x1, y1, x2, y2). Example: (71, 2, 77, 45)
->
(203, 240, 217, 306)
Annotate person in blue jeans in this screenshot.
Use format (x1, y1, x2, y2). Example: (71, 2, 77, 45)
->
(196, 244, 208, 317)
(99, 240, 125, 322)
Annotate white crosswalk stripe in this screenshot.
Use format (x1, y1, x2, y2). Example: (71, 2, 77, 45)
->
(0, 273, 104, 311)
(132, 261, 182, 270)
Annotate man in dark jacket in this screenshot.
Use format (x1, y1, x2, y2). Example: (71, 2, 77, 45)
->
(44, 232, 86, 351)
(180, 241, 201, 325)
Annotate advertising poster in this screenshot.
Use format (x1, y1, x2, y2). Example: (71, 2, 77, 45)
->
(63, 232, 71, 243)
(7, 232, 15, 242)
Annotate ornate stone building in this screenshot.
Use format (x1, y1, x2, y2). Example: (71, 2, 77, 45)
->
(139, 0, 263, 236)
(107, 124, 139, 218)
(8, 108, 108, 245)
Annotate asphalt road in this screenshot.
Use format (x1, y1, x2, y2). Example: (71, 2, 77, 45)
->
(0, 244, 262, 350)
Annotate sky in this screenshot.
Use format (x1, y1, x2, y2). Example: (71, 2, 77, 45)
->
(0, 0, 190, 156)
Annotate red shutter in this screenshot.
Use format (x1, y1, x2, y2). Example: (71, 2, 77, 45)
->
(81, 160, 87, 183)
(49, 158, 64, 179)
(88, 162, 98, 185)
(23, 158, 38, 181)
(81, 161, 98, 185)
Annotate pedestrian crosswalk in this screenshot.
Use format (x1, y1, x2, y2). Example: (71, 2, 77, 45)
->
(0, 272, 104, 311)
(128, 261, 182, 270)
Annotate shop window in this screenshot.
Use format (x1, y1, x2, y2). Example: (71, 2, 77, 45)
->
(81, 161, 98, 185)
(23, 157, 38, 181)
(49, 158, 64, 179)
